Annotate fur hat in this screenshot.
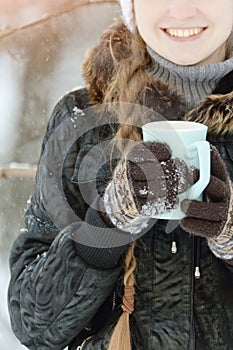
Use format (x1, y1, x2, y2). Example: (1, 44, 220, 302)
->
(119, 0, 134, 32)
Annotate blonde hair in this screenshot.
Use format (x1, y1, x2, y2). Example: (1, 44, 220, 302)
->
(108, 242, 136, 350)
(81, 21, 152, 350)
(101, 26, 152, 350)
(103, 26, 152, 149)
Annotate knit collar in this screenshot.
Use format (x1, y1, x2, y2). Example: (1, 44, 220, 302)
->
(146, 45, 233, 110)
(147, 45, 233, 83)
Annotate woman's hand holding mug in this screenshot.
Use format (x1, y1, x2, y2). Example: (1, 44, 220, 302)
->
(102, 141, 191, 232)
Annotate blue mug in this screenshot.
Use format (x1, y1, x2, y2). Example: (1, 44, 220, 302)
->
(142, 120, 210, 220)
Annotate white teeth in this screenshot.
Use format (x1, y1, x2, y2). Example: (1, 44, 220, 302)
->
(166, 28, 203, 37)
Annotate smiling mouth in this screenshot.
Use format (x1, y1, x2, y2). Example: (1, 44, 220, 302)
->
(163, 27, 207, 38)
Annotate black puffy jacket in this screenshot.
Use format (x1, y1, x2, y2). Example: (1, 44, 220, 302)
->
(8, 78, 233, 350)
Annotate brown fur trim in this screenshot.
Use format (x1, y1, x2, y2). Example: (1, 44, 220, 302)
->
(186, 91, 233, 134)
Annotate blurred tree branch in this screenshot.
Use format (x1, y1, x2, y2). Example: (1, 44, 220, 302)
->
(0, 0, 118, 180)
(0, 163, 37, 179)
(0, 0, 118, 39)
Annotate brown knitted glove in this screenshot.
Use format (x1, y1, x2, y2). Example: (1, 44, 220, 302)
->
(103, 142, 190, 233)
(180, 146, 233, 262)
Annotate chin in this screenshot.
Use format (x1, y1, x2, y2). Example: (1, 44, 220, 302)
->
(167, 56, 204, 66)
(174, 60, 199, 66)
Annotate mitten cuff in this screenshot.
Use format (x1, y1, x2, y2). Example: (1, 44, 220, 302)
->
(103, 181, 150, 234)
(208, 181, 233, 261)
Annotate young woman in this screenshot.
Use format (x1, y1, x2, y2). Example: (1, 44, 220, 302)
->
(8, 1, 233, 349)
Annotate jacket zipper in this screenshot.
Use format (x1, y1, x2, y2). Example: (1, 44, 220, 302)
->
(189, 236, 195, 350)
(77, 335, 93, 350)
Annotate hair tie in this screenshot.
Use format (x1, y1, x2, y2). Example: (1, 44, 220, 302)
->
(121, 285, 135, 314)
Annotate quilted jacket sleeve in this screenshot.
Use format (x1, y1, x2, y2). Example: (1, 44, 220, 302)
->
(7, 90, 123, 350)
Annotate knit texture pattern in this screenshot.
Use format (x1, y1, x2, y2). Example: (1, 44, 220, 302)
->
(103, 142, 190, 234)
(208, 183, 233, 261)
(181, 146, 233, 262)
(147, 46, 233, 110)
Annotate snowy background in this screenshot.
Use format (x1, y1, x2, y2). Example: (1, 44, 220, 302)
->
(0, 1, 119, 348)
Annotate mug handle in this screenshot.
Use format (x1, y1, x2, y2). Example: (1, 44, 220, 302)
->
(187, 141, 210, 200)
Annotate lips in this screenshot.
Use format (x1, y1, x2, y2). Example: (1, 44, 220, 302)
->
(163, 27, 207, 38)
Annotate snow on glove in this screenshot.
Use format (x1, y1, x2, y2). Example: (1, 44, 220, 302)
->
(180, 145, 233, 263)
(103, 141, 190, 234)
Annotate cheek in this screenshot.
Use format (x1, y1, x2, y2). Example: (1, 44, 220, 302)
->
(134, 1, 161, 34)
(215, 16, 233, 43)
(135, 12, 160, 44)
(136, 18, 154, 41)
(208, 2, 233, 30)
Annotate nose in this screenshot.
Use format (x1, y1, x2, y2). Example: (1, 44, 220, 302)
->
(168, 0, 197, 21)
